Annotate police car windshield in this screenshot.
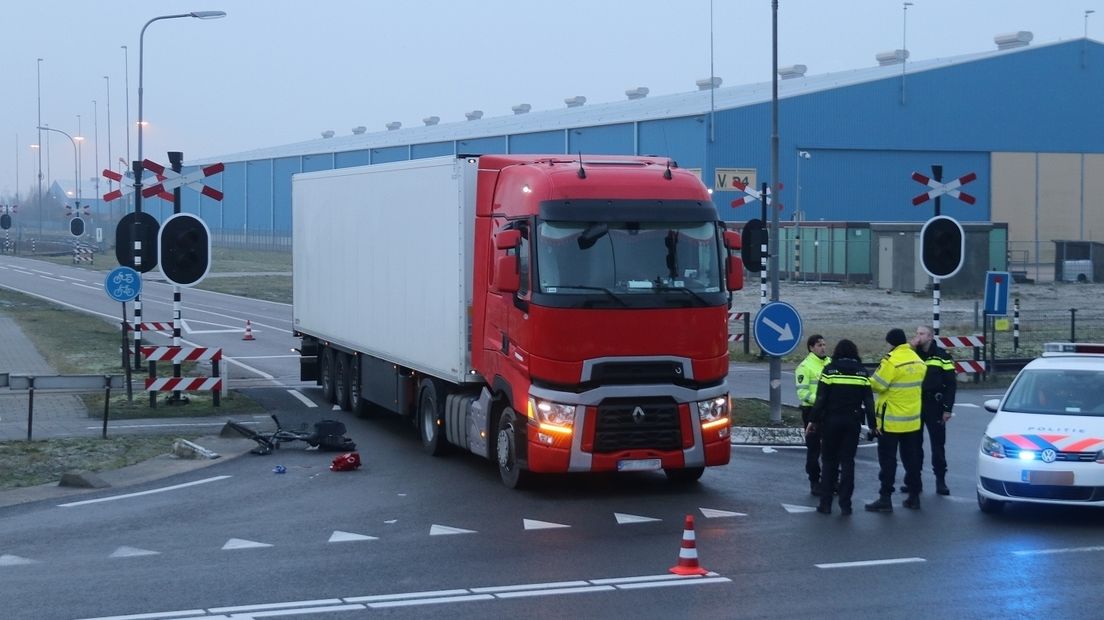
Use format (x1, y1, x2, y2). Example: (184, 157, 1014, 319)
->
(1002, 368, 1104, 416)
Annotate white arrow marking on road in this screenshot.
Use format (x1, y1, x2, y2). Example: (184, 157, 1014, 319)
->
(955, 403, 980, 408)
(181, 318, 249, 335)
(782, 503, 817, 514)
(0, 554, 37, 566)
(332, 405, 342, 411)
(430, 524, 477, 536)
(287, 389, 318, 408)
(762, 317, 794, 341)
(699, 508, 747, 518)
(523, 519, 571, 530)
(614, 512, 661, 524)
(329, 531, 379, 543)
(384, 519, 398, 524)
(762, 447, 778, 453)
(110, 546, 160, 558)
(222, 538, 273, 550)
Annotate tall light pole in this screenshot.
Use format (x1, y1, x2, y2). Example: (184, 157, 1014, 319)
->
(121, 46, 130, 167)
(104, 76, 112, 194)
(901, 2, 914, 105)
(131, 9, 227, 375)
(1085, 10, 1096, 68)
(93, 100, 100, 210)
(36, 58, 43, 236)
(37, 126, 80, 216)
(76, 115, 84, 207)
(795, 150, 811, 282)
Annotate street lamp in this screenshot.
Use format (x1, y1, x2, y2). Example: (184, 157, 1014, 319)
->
(901, 2, 914, 105)
(37, 58, 43, 236)
(795, 150, 811, 282)
(37, 126, 80, 218)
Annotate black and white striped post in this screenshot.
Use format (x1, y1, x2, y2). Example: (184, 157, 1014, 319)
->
(933, 277, 941, 336)
(132, 161, 143, 372)
(1013, 297, 1020, 351)
(167, 151, 187, 405)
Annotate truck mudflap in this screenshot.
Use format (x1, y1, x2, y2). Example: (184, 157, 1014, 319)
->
(524, 383, 731, 474)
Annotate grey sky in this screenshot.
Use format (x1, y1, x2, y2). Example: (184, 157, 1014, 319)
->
(1, 0, 1098, 201)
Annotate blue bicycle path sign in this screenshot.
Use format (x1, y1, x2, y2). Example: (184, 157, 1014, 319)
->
(104, 266, 141, 303)
(754, 301, 803, 357)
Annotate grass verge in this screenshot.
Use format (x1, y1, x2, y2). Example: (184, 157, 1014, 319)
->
(732, 398, 803, 428)
(0, 434, 201, 489)
(195, 275, 291, 303)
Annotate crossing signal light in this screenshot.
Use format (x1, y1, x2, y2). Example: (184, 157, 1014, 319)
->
(158, 213, 210, 287)
(920, 215, 965, 279)
(0, 214, 10, 230)
(115, 212, 160, 273)
(69, 216, 85, 237)
(741, 218, 766, 273)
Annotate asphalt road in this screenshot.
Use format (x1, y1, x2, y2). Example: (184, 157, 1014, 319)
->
(2, 256, 1104, 618)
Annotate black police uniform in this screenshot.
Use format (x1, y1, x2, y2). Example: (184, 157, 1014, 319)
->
(915, 340, 956, 494)
(809, 357, 876, 513)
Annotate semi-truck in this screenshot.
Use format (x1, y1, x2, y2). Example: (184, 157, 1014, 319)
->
(292, 154, 744, 488)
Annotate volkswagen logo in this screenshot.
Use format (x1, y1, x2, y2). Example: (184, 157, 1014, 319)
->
(1040, 448, 1058, 463)
(632, 406, 646, 424)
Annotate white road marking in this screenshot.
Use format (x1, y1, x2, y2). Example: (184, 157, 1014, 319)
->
(109, 546, 160, 558)
(430, 524, 477, 536)
(471, 580, 590, 593)
(617, 577, 732, 590)
(30, 268, 53, 275)
(494, 585, 614, 599)
(816, 557, 926, 569)
(782, 503, 817, 514)
(369, 593, 496, 608)
(222, 538, 273, 550)
(233, 355, 299, 360)
(76, 609, 206, 620)
(523, 518, 570, 530)
(210, 599, 345, 613)
(614, 512, 661, 524)
(0, 554, 37, 566)
(328, 531, 378, 543)
(59, 275, 85, 281)
(955, 403, 980, 408)
(332, 404, 341, 411)
(72, 282, 101, 290)
(347, 589, 470, 603)
(85, 422, 228, 430)
(58, 475, 231, 507)
(1012, 546, 1104, 556)
(699, 507, 746, 518)
(762, 447, 777, 453)
(11, 269, 34, 276)
(288, 389, 317, 407)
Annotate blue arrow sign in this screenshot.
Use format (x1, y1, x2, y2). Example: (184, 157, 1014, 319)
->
(104, 266, 142, 303)
(984, 271, 1011, 316)
(754, 301, 803, 357)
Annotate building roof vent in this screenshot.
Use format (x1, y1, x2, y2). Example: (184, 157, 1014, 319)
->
(321, 130, 335, 139)
(778, 65, 807, 79)
(994, 31, 1033, 50)
(695, 77, 722, 90)
(625, 86, 649, 100)
(465, 110, 483, 121)
(876, 49, 909, 66)
(423, 116, 440, 126)
(511, 103, 531, 114)
(564, 96, 587, 108)
(385, 121, 402, 131)
(351, 126, 366, 135)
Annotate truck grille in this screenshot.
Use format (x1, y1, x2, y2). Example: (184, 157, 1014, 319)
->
(589, 361, 684, 385)
(593, 398, 681, 453)
(1002, 447, 1097, 462)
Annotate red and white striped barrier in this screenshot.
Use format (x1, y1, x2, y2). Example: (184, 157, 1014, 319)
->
(125, 322, 174, 332)
(146, 377, 223, 392)
(954, 360, 986, 374)
(141, 346, 222, 363)
(937, 335, 985, 349)
(728, 312, 747, 322)
(728, 334, 745, 343)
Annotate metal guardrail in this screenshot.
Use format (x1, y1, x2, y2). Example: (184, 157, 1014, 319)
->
(0, 372, 127, 441)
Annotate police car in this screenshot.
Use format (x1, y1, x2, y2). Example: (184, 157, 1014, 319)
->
(977, 343, 1104, 514)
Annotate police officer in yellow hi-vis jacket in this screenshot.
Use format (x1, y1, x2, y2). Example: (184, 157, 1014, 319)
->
(796, 334, 830, 495)
(865, 328, 927, 513)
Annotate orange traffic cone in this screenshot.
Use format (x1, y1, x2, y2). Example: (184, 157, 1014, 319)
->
(669, 514, 709, 576)
(242, 320, 255, 341)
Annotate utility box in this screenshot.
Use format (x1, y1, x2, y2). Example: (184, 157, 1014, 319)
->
(1053, 240, 1104, 283)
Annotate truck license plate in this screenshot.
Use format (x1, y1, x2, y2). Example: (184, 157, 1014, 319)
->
(618, 458, 662, 472)
(1021, 470, 1074, 485)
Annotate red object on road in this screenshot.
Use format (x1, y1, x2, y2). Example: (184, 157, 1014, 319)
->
(669, 515, 710, 576)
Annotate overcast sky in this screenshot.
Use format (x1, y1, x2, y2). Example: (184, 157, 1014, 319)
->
(1, 0, 1098, 201)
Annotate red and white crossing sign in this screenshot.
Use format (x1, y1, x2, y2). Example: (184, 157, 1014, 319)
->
(102, 168, 172, 202)
(141, 346, 222, 363)
(145, 376, 223, 392)
(141, 160, 224, 201)
(729, 180, 783, 210)
(911, 171, 977, 206)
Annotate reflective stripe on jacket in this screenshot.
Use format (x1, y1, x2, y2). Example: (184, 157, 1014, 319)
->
(810, 357, 876, 429)
(870, 344, 925, 432)
(795, 353, 831, 407)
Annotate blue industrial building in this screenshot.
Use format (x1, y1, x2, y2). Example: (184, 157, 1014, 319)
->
(175, 35, 1101, 282)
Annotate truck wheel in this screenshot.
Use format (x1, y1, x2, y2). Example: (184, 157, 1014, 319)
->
(320, 347, 336, 404)
(496, 408, 531, 489)
(664, 467, 705, 485)
(418, 378, 447, 456)
(335, 352, 352, 412)
(349, 354, 367, 416)
(977, 491, 1006, 515)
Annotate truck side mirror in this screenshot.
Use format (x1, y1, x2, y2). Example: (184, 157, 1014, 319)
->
(723, 229, 741, 251)
(495, 256, 520, 293)
(726, 255, 744, 291)
(495, 229, 521, 250)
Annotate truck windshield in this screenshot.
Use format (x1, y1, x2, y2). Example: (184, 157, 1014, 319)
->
(535, 221, 723, 300)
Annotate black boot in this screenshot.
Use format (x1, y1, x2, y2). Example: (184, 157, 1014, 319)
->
(816, 499, 832, 514)
(903, 494, 921, 510)
(810, 481, 822, 496)
(865, 495, 893, 513)
(936, 477, 950, 496)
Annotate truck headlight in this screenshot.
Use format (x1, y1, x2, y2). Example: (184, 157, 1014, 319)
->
(528, 397, 576, 433)
(981, 435, 1006, 459)
(698, 395, 730, 430)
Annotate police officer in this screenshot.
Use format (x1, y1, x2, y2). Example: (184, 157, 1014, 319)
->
(807, 339, 875, 515)
(865, 328, 926, 512)
(911, 325, 956, 495)
(796, 334, 830, 495)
